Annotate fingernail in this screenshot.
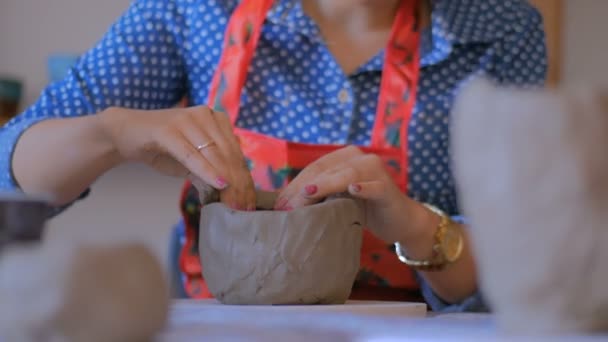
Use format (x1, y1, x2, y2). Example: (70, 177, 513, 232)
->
(304, 184, 318, 196)
(216, 177, 228, 189)
(247, 205, 256, 212)
(350, 183, 362, 193)
(274, 197, 287, 210)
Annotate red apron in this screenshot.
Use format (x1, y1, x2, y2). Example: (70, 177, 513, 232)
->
(180, 0, 422, 301)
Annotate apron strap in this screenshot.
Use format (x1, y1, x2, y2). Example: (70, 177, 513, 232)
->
(372, 0, 421, 152)
(180, 0, 424, 299)
(207, 0, 275, 124)
(208, 0, 421, 156)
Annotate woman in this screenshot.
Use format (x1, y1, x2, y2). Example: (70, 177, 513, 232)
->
(0, 0, 546, 311)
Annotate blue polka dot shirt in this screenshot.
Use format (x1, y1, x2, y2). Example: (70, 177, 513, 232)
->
(0, 0, 547, 311)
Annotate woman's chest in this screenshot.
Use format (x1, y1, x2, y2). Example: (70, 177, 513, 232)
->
(182, 31, 492, 213)
(184, 32, 488, 148)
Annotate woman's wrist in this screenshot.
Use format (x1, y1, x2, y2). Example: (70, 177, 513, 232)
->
(392, 198, 441, 260)
(95, 107, 127, 168)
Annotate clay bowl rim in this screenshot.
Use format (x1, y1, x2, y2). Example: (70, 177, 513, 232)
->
(201, 196, 362, 217)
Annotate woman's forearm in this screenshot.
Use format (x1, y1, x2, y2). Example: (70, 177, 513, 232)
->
(398, 204, 478, 304)
(12, 111, 122, 205)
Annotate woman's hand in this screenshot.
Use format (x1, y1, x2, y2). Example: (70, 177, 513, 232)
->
(274, 146, 430, 243)
(98, 106, 255, 210)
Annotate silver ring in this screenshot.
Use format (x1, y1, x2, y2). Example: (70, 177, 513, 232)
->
(196, 141, 216, 151)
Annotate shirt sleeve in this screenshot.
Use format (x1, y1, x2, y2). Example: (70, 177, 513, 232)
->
(419, 4, 548, 313)
(416, 215, 490, 313)
(418, 274, 489, 313)
(0, 0, 188, 192)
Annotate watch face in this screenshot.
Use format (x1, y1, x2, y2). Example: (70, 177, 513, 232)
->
(441, 224, 464, 263)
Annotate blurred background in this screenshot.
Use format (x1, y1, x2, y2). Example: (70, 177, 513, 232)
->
(0, 0, 607, 263)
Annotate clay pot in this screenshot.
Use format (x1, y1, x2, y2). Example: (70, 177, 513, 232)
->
(198, 190, 364, 305)
(452, 79, 608, 334)
(0, 243, 169, 342)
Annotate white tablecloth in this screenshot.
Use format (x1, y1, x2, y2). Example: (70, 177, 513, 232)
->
(160, 300, 604, 341)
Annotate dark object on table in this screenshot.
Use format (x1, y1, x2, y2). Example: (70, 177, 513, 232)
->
(0, 193, 50, 252)
(0, 78, 22, 122)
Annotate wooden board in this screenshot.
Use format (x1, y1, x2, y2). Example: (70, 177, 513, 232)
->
(173, 299, 427, 318)
(529, 0, 563, 86)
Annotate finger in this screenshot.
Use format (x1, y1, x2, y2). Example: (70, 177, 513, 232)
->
(280, 152, 387, 209)
(160, 128, 228, 189)
(216, 159, 256, 210)
(293, 145, 363, 181)
(348, 180, 387, 200)
(190, 107, 244, 171)
(186, 107, 255, 210)
(219, 185, 257, 211)
(300, 151, 380, 200)
(292, 165, 359, 207)
(210, 109, 245, 164)
(275, 146, 363, 209)
(177, 115, 228, 174)
(206, 111, 256, 210)
(218, 173, 256, 210)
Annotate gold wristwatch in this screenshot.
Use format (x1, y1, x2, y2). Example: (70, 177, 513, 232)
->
(394, 203, 464, 271)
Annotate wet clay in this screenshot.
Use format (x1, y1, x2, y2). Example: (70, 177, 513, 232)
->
(197, 189, 364, 305)
(453, 79, 608, 334)
(0, 242, 169, 342)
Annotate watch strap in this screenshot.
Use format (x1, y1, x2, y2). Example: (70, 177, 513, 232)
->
(394, 203, 457, 271)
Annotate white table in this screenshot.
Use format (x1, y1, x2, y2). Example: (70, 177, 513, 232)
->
(160, 300, 601, 341)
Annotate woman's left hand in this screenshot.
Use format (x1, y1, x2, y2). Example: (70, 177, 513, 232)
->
(274, 146, 428, 243)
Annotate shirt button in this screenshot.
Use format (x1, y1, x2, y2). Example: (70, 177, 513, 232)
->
(338, 89, 350, 103)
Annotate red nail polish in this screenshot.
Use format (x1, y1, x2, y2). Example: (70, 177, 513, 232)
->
(304, 184, 318, 196)
(247, 205, 256, 212)
(283, 205, 294, 211)
(216, 177, 228, 189)
(351, 184, 362, 193)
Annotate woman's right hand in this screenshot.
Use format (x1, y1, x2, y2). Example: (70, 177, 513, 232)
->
(98, 106, 255, 210)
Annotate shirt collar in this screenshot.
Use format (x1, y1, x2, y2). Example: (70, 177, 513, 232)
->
(267, 0, 319, 39)
(430, 0, 524, 44)
(422, 0, 520, 65)
(265, 0, 516, 69)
